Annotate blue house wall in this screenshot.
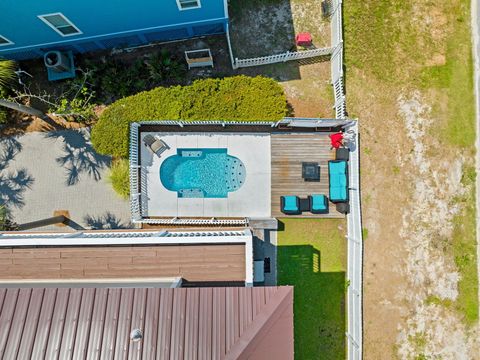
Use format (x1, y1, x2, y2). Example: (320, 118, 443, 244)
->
(0, 0, 228, 60)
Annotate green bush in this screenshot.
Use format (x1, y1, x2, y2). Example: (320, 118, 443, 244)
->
(0, 109, 7, 124)
(108, 159, 130, 199)
(91, 76, 287, 157)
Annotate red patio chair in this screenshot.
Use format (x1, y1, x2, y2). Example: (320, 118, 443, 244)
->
(329, 132, 344, 149)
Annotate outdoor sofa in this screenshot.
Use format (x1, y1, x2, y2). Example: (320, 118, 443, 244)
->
(328, 160, 349, 203)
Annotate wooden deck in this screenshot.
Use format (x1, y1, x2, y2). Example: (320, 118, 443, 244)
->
(0, 244, 246, 282)
(271, 133, 343, 218)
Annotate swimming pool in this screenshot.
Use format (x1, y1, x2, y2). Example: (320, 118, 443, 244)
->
(160, 148, 246, 198)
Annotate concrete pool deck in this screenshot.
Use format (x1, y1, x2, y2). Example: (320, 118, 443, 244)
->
(141, 132, 271, 218)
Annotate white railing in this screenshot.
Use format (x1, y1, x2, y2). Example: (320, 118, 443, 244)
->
(331, 0, 346, 119)
(346, 122, 363, 360)
(129, 123, 142, 221)
(234, 47, 333, 68)
(138, 218, 248, 226)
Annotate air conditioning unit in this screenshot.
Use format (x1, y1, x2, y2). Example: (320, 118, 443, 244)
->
(44, 50, 71, 72)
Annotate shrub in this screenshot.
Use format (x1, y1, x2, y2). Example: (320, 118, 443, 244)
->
(91, 76, 287, 157)
(108, 159, 130, 199)
(0, 109, 7, 124)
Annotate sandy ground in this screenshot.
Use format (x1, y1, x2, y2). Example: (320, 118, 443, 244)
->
(349, 70, 480, 358)
(229, 0, 330, 58)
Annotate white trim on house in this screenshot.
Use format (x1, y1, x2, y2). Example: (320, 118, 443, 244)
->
(0, 35, 13, 47)
(38, 12, 83, 37)
(0, 17, 227, 54)
(176, 0, 202, 11)
(223, 0, 229, 19)
(0, 277, 183, 288)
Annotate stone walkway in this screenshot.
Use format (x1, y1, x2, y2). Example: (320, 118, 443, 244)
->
(0, 129, 130, 231)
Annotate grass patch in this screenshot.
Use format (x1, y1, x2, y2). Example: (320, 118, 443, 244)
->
(452, 184, 479, 323)
(108, 159, 130, 199)
(277, 218, 346, 359)
(425, 295, 453, 308)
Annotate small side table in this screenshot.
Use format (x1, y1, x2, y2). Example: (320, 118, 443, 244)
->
(336, 148, 350, 161)
(302, 162, 320, 182)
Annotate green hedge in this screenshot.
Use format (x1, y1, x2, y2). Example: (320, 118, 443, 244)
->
(91, 76, 287, 157)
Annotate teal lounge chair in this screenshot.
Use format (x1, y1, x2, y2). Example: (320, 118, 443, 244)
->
(309, 194, 329, 214)
(280, 196, 301, 215)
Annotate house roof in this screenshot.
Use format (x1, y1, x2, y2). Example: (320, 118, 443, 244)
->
(0, 229, 253, 284)
(0, 286, 294, 360)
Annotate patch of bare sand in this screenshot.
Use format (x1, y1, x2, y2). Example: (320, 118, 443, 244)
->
(348, 68, 410, 359)
(395, 92, 479, 359)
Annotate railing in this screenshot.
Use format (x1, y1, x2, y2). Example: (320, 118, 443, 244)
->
(330, 0, 346, 119)
(129, 123, 142, 221)
(346, 122, 363, 360)
(138, 218, 248, 226)
(234, 47, 333, 68)
(134, 118, 351, 128)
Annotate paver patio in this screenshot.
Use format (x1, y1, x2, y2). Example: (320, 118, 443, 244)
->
(0, 129, 130, 230)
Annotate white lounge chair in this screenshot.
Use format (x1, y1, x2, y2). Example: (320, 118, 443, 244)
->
(143, 135, 169, 157)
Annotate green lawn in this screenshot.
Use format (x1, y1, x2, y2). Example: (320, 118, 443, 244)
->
(277, 218, 347, 360)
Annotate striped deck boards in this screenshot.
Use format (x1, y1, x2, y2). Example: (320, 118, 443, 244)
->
(270, 133, 344, 218)
(0, 244, 246, 282)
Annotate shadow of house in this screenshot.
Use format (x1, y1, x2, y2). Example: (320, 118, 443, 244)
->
(83, 212, 130, 230)
(277, 243, 346, 359)
(0, 137, 34, 213)
(45, 130, 110, 186)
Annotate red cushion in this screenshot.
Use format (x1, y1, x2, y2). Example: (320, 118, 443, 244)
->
(329, 133, 344, 148)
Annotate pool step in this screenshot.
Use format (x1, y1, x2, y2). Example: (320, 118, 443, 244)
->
(180, 150, 203, 158)
(179, 188, 204, 198)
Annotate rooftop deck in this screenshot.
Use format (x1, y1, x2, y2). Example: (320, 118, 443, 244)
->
(0, 244, 246, 282)
(271, 133, 343, 218)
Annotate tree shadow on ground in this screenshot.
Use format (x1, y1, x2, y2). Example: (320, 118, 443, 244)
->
(83, 212, 130, 230)
(0, 136, 34, 212)
(277, 244, 346, 360)
(45, 129, 110, 186)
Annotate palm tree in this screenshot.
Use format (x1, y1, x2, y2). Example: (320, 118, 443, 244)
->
(0, 59, 45, 118)
(0, 59, 15, 87)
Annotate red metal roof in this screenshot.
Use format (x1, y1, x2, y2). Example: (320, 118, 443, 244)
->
(0, 286, 293, 359)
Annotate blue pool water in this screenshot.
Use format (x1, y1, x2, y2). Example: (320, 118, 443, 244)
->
(160, 148, 246, 198)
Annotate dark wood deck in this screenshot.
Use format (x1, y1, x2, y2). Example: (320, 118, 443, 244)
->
(271, 133, 343, 218)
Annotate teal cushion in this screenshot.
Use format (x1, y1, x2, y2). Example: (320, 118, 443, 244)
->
(283, 196, 299, 211)
(329, 161, 348, 201)
(311, 195, 327, 210)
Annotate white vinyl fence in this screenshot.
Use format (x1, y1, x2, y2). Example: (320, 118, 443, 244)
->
(346, 122, 363, 360)
(234, 47, 333, 68)
(129, 122, 142, 222)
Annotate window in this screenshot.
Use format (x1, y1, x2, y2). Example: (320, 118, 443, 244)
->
(176, 0, 201, 10)
(0, 35, 13, 46)
(38, 13, 82, 37)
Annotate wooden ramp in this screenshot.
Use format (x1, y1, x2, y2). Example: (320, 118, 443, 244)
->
(271, 133, 344, 218)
